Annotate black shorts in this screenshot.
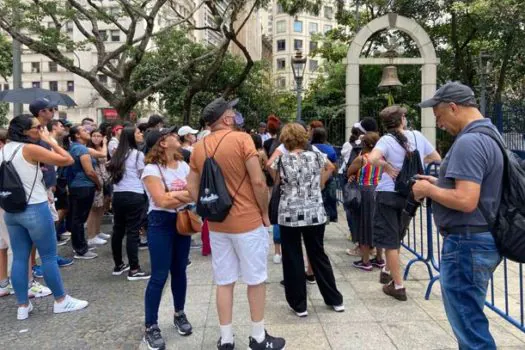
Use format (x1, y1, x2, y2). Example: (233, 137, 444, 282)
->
(373, 191, 407, 249)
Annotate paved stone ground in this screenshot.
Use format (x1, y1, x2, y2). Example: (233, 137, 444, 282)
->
(1, 211, 525, 350)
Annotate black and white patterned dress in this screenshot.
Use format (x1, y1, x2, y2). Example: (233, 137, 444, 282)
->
(271, 151, 328, 227)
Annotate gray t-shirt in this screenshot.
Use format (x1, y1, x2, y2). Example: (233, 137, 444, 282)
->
(433, 119, 503, 228)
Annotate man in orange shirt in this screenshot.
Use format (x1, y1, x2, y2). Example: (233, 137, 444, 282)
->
(187, 98, 285, 350)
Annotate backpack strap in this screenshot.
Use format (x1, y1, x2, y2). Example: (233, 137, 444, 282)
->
(204, 131, 234, 159)
(156, 164, 169, 193)
(5, 144, 39, 204)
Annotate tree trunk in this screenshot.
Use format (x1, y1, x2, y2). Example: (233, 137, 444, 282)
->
(182, 89, 196, 125)
(495, 31, 515, 105)
(450, 9, 462, 80)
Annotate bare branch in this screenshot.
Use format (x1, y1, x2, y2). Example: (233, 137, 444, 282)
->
(223, 30, 254, 96)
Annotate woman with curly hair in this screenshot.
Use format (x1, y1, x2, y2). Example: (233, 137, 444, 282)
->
(141, 128, 195, 349)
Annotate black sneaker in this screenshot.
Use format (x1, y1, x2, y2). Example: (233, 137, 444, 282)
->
(248, 330, 286, 350)
(217, 338, 235, 350)
(174, 312, 192, 336)
(143, 325, 166, 350)
(112, 263, 130, 276)
(139, 242, 148, 250)
(128, 268, 151, 281)
(306, 274, 316, 284)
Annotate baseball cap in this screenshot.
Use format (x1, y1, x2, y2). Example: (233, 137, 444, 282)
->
(112, 125, 124, 134)
(178, 125, 199, 137)
(202, 97, 239, 125)
(145, 126, 178, 151)
(58, 119, 73, 128)
(419, 81, 478, 108)
(259, 122, 266, 128)
(29, 98, 57, 116)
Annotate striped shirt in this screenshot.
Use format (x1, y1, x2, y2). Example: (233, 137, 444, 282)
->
(357, 154, 382, 186)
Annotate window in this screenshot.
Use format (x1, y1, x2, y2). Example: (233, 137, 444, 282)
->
(48, 62, 57, 72)
(309, 22, 318, 34)
(3, 84, 8, 90)
(32, 81, 41, 88)
(67, 81, 74, 92)
(277, 40, 286, 51)
(276, 77, 286, 89)
(98, 74, 108, 85)
(309, 60, 318, 72)
(31, 62, 40, 73)
(277, 58, 286, 70)
(310, 41, 318, 52)
(110, 30, 120, 42)
(324, 24, 333, 33)
(49, 81, 58, 91)
(276, 20, 286, 33)
(65, 22, 73, 34)
(324, 6, 333, 19)
(293, 20, 303, 33)
(294, 39, 303, 50)
(99, 30, 108, 41)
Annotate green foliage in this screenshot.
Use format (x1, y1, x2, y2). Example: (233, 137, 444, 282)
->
(0, 34, 12, 81)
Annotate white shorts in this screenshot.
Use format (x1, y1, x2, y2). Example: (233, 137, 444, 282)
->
(0, 209, 9, 249)
(210, 225, 269, 286)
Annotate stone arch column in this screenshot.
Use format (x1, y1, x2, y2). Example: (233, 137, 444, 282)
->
(345, 13, 439, 146)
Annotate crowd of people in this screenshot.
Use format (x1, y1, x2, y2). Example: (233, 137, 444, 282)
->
(0, 81, 506, 350)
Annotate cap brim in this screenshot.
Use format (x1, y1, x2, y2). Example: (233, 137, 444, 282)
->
(160, 126, 178, 135)
(418, 98, 440, 108)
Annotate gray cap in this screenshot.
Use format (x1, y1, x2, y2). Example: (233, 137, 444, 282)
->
(419, 82, 478, 108)
(202, 97, 239, 125)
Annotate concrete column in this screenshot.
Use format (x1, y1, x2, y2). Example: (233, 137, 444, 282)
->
(421, 63, 437, 147)
(345, 63, 360, 142)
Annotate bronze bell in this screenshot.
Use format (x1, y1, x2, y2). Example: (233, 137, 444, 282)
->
(378, 65, 403, 88)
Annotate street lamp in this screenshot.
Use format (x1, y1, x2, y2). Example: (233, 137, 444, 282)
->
(291, 50, 307, 121)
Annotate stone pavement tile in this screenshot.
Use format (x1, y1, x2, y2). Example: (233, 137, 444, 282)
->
(157, 298, 210, 329)
(365, 298, 432, 323)
(202, 324, 331, 350)
(206, 299, 321, 327)
(412, 298, 448, 321)
(492, 317, 525, 343)
(436, 319, 525, 347)
(323, 322, 397, 350)
(307, 280, 360, 301)
(311, 298, 375, 323)
(382, 320, 457, 349)
(185, 283, 214, 305)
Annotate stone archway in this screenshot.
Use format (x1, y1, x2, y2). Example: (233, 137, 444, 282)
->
(345, 13, 439, 145)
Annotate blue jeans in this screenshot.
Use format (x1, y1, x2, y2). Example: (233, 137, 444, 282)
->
(4, 202, 65, 304)
(273, 224, 281, 244)
(144, 211, 191, 327)
(440, 232, 501, 350)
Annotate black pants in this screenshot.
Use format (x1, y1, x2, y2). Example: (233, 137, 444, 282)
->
(111, 192, 147, 270)
(322, 177, 338, 222)
(280, 224, 343, 312)
(68, 187, 96, 255)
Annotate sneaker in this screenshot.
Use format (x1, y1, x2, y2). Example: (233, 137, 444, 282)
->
(279, 280, 285, 287)
(139, 242, 148, 250)
(248, 330, 286, 350)
(28, 280, 52, 298)
(306, 274, 316, 284)
(98, 232, 111, 239)
(332, 304, 345, 312)
(32, 265, 43, 278)
(370, 258, 386, 268)
(352, 260, 373, 271)
(293, 308, 308, 317)
(382, 281, 407, 301)
(187, 260, 192, 267)
(380, 271, 393, 285)
(128, 268, 151, 281)
(57, 236, 70, 246)
(216, 338, 235, 350)
(88, 246, 97, 251)
(53, 295, 89, 313)
(0, 282, 14, 297)
(345, 246, 361, 256)
(17, 302, 33, 320)
(273, 254, 282, 264)
(190, 240, 202, 249)
(87, 236, 107, 246)
(112, 263, 130, 276)
(57, 256, 74, 267)
(144, 325, 166, 350)
(173, 312, 193, 336)
(74, 251, 98, 260)
(62, 231, 72, 237)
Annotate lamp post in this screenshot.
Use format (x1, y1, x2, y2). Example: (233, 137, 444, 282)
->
(291, 50, 307, 121)
(479, 51, 491, 117)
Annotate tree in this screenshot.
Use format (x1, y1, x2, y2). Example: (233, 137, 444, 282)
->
(0, 0, 268, 119)
(0, 33, 12, 126)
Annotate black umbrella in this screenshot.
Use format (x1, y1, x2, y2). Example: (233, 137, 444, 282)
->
(0, 88, 77, 106)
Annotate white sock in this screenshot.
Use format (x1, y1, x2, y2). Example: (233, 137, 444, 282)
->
(382, 267, 390, 274)
(220, 324, 234, 345)
(394, 283, 404, 290)
(251, 320, 265, 343)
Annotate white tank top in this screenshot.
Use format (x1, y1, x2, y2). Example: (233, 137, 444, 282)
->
(0, 142, 48, 205)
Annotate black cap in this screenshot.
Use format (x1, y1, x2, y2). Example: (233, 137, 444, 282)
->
(29, 98, 57, 116)
(148, 114, 164, 127)
(144, 126, 177, 152)
(419, 82, 478, 108)
(202, 97, 239, 125)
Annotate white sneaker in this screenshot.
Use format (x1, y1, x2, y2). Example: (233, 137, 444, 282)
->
(98, 232, 111, 239)
(62, 231, 72, 237)
(332, 304, 345, 312)
(17, 302, 33, 320)
(74, 251, 98, 260)
(87, 236, 107, 246)
(53, 295, 89, 314)
(28, 280, 52, 298)
(0, 282, 14, 297)
(273, 254, 282, 264)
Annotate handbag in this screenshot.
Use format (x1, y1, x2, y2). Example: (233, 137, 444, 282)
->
(343, 181, 361, 210)
(156, 164, 201, 236)
(269, 156, 285, 225)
